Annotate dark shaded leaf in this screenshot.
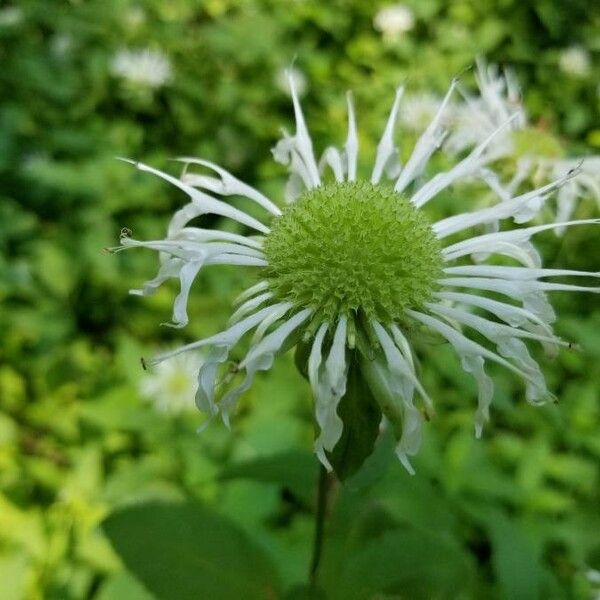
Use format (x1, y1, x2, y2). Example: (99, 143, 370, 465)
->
(327, 358, 382, 481)
(102, 501, 281, 600)
(220, 450, 318, 503)
(333, 527, 474, 600)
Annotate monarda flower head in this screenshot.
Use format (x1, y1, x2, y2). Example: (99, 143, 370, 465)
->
(115, 72, 600, 476)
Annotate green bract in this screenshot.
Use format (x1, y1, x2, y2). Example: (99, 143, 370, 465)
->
(263, 181, 443, 323)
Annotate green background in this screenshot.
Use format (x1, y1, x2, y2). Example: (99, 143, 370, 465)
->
(1, 1, 600, 598)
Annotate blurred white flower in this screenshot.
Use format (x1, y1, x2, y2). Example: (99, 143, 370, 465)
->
(587, 568, 600, 599)
(445, 59, 525, 157)
(0, 6, 23, 27)
(558, 46, 591, 78)
(529, 156, 600, 229)
(140, 352, 201, 414)
(399, 92, 445, 133)
(373, 4, 415, 41)
(50, 34, 73, 59)
(111, 48, 172, 89)
(276, 66, 307, 97)
(125, 6, 146, 30)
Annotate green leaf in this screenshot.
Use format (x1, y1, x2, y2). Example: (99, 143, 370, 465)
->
(102, 501, 281, 600)
(327, 358, 382, 482)
(488, 512, 542, 600)
(95, 572, 155, 600)
(294, 340, 311, 380)
(333, 527, 474, 600)
(220, 450, 318, 504)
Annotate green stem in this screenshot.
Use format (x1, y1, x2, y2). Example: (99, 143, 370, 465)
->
(309, 464, 334, 589)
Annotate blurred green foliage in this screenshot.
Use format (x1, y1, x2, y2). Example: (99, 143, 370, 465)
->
(1, 0, 600, 598)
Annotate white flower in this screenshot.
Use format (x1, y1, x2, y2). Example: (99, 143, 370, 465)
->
(529, 156, 600, 230)
(117, 69, 599, 474)
(0, 6, 23, 27)
(445, 59, 525, 156)
(276, 66, 307, 98)
(140, 351, 201, 414)
(373, 4, 415, 41)
(587, 568, 600, 600)
(111, 48, 172, 89)
(559, 46, 591, 78)
(450, 59, 600, 227)
(399, 92, 446, 133)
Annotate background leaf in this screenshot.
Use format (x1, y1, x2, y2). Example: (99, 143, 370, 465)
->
(102, 501, 281, 600)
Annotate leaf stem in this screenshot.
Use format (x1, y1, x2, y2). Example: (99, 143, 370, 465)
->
(309, 463, 334, 589)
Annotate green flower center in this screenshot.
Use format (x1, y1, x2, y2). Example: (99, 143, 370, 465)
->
(263, 181, 443, 323)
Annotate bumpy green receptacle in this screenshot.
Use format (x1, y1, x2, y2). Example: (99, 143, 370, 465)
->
(263, 181, 443, 323)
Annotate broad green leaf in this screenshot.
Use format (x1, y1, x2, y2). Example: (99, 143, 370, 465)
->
(327, 359, 382, 481)
(102, 501, 281, 600)
(488, 512, 542, 600)
(95, 572, 154, 600)
(333, 527, 474, 600)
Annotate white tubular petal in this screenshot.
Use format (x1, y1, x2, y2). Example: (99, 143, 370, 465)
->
(406, 309, 536, 382)
(287, 69, 321, 186)
(371, 86, 404, 185)
(371, 322, 429, 475)
(427, 303, 567, 350)
(195, 345, 229, 425)
(203, 254, 267, 267)
(555, 183, 578, 231)
(174, 227, 263, 250)
(129, 257, 183, 296)
(313, 318, 349, 469)
(462, 355, 494, 438)
(389, 323, 415, 371)
(428, 303, 552, 404)
(227, 292, 273, 326)
(443, 265, 600, 281)
(167, 259, 204, 328)
(319, 147, 345, 182)
(233, 280, 270, 306)
(196, 303, 297, 425)
(308, 325, 331, 465)
(239, 308, 312, 372)
(148, 303, 289, 366)
(250, 302, 294, 344)
(434, 291, 557, 356)
(345, 91, 358, 181)
(441, 276, 599, 298)
(177, 157, 282, 216)
(120, 238, 263, 261)
(167, 201, 205, 236)
(507, 157, 533, 196)
(411, 112, 521, 208)
(442, 219, 600, 263)
(219, 308, 312, 425)
(372, 321, 432, 408)
(284, 171, 306, 203)
(434, 170, 581, 238)
(438, 277, 556, 323)
(119, 159, 270, 234)
(308, 323, 329, 400)
(394, 79, 457, 193)
(360, 354, 420, 476)
(479, 167, 512, 202)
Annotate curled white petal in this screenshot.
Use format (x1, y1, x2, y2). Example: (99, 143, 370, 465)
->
(371, 86, 404, 185)
(119, 159, 270, 234)
(177, 156, 281, 216)
(345, 91, 358, 181)
(219, 308, 313, 426)
(411, 112, 522, 208)
(394, 79, 457, 193)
